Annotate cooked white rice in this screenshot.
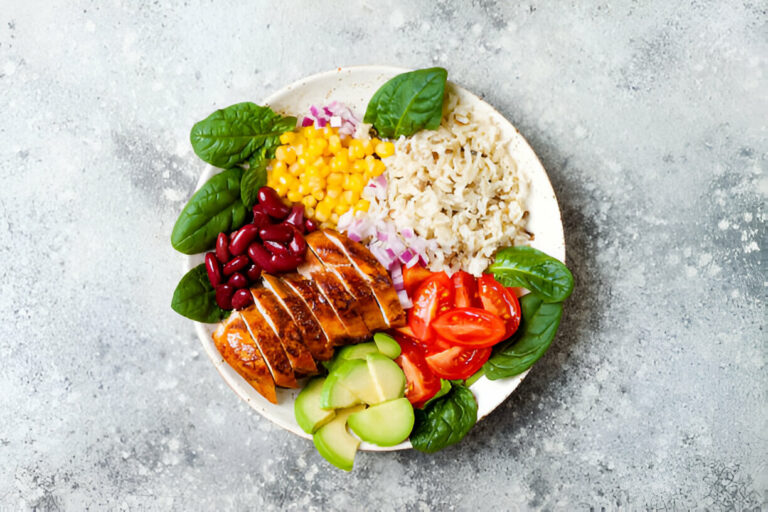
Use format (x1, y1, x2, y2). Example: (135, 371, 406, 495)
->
(367, 86, 530, 276)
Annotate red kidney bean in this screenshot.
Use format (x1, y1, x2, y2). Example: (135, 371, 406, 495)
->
(229, 224, 260, 256)
(259, 224, 293, 243)
(205, 252, 222, 287)
(245, 263, 262, 281)
(215, 233, 230, 263)
(304, 218, 318, 233)
(257, 187, 290, 219)
(269, 253, 305, 273)
(231, 289, 254, 310)
(223, 255, 249, 276)
(227, 272, 248, 289)
(288, 230, 307, 255)
(215, 284, 235, 309)
(251, 208, 271, 230)
(264, 240, 291, 257)
(248, 243, 277, 273)
(284, 204, 305, 232)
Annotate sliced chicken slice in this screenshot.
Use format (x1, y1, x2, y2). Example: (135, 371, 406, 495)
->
(212, 313, 277, 404)
(297, 250, 371, 342)
(261, 274, 334, 361)
(280, 273, 350, 347)
(250, 287, 317, 375)
(323, 229, 406, 327)
(238, 305, 298, 388)
(305, 231, 389, 331)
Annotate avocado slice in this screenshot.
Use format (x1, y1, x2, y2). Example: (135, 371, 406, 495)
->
(326, 342, 380, 372)
(313, 405, 365, 471)
(348, 398, 414, 447)
(365, 353, 406, 403)
(373, 332, 401, 359)
(294, 377, 336, 434)
(321, 359, 380, 408)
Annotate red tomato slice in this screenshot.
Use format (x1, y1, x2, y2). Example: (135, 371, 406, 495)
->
(431, 307, 507, 348)
(402, 263, 433, 296)
(425, 342, 492, 380)
(478, 274, 522, 338)
(394, 334, 442, 407)
(452, 270, 480, 308)
(407, 271, 453, 342)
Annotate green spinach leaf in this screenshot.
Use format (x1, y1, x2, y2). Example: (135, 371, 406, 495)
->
(364, 67, 448, 139)
(410, 383, 477, 453)
(483, 294, 563, 380)
(241, 152, 268, 208)
(171, 167, 248, 254)
(171, 264, 228, 323)
(488, 246, 574, 303)
(190, 102, 296, 168)
(420, 379, 452, 409)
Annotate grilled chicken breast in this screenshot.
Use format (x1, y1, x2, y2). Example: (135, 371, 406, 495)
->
(305, 231, 389, 331)
(297, 250, 371, 342)
(250, 287, 317, 375)
(261, 274, 334, 361)
(280, 273, 350, 346)
(238, 305, 298, 388)
(323, 229, 406, 327)
(212, 313, 277, 404)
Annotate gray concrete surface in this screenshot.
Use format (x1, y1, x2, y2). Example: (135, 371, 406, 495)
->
(1, 1, 766, 510)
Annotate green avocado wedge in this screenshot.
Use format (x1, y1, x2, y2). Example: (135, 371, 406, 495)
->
(312, 405, 365, 472)
(373, 333, 401, 359)
(294, 377, 336, 434)
(348, 398, 415, 447)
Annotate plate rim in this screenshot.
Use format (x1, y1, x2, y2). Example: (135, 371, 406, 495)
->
(185, 65, 564, 451)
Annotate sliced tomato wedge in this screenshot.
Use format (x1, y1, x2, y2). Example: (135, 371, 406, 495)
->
(478, 274, 522, 338)
(452, 270, 480, 308)
(402, 263, 433, 296)
(431, 307, 507, 347)
(425, 341, 492, 380)
(394, 334, 442, 407)
(407, 271, 453, 342)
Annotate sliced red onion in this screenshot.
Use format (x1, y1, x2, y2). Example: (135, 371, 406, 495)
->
(377, 231, 389, 242)
(309, 105, 321, 118)
(401, 227, 414, 239)
(397, 289, 412, 309)
(301, 117, 314, 127)
(316, 118, 327, 128)
(390, 264, 405, 290)
(330, 115, 342, 127)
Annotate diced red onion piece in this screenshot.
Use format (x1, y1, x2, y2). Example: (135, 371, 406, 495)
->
(330, 116, 342, 127)
(390, 264, 405, 290)
(397, 289, 412, 309)
(301, 117, 314, 127)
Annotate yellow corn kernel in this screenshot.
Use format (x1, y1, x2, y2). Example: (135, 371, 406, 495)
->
(302, 196, 318, 209)
(375, 141, 395, 158)
(334, 203, 350, 216)
(330, 213, 340, 224)
(277, 174, 291, 187)
(330, 155, 349, 173)
(348, 139, 365, 160)
(354, 199, 370, 212)
(297, 183, 310, 196)
(305, 207, 315, 218)
(347, 174, 365, 194)
(314, 207, 330, 223)
(319, 164, 332, 178)
(363, 139, 375, 157)
(364, 155, 378, 173)
(289, 163, 302, 176)
(373, 159, 386, 175)
(294, 143, 305, 157)
(309, 138, 327, 154)
(275, 146, 288, 162)
(312, 189, 325, 201)
(322, 126, 334, 137)
(327, 172, 344, 187)
(341, 190, 357, 205)
(305, 166, 322, 178)
(326, 187, 342, 200)
(328, 134, 342, 154)
(287, 190, 303, 203)
(279, 131, 297, 145)
(272, 160, 288, 174)
(308, 176, 325, 190)
(301, 125, 318, 138)
(274, 183, 288, 197)
(352, 160, 367, 174)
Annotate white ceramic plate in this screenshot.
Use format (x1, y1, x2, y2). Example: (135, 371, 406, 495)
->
(185, 66, 565, 451)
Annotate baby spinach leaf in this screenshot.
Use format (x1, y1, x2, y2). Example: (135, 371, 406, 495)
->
(488, 246, 574, 303)
(171, 264, 228, 323)
(171, 167, 248, 254)
(483, 294, 563, 380)
(420, 379, 452, 409)
(410, 383, 477, 453)
(241, 152, 268, 208)
(364, 67, 448, 139)
(190, 102, 296, 168)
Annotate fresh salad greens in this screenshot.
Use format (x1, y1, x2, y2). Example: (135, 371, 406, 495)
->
(410, 382, 478, 453)
(171, 264, 228, 323)
(364, 67, 448, 139)
(190, 102, 296, 168)
(488, 246, 574, 303)
(483, 294, 563, 380)
(171, 167, 249, 255)
(240, 154, 268, 208)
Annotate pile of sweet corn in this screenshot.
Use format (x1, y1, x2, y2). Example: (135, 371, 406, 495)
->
(266, 125, 395, 225)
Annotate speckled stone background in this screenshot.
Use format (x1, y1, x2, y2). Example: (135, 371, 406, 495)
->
(1, 1, 766, 510)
